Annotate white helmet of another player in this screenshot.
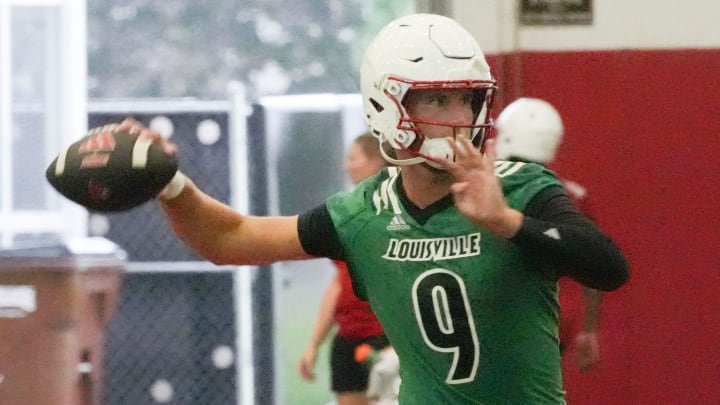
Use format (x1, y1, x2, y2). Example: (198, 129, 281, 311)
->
(495, 97, 564, 164)
(360, 13, 497, 168)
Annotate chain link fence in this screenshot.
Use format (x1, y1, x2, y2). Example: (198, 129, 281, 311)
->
(88, 102, 243, 404)
(102, 270, 237, 405)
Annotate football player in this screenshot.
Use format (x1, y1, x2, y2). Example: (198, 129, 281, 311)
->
(122, 13, 629, 404)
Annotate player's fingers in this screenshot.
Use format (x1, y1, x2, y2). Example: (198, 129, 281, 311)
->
(454, 137, 485, 170)
(442, 137, 483, 180)
(482, 138, 498, 167)
(442, 139, 470, 176)
(470, 137, 492, 175)
(450, 181, 469, 195)
(447, 137, 466, 160)
(435, 143, 458, 172)
(578, 355, 594, 371)
(454, 137, 475, 162)
(115, 119, 177, 156)
(574, 344, 597, 371)
(440, 156, 464, 180)
(117, 117, 143, 132)
(298, 360, 311, 380)
(136, 127, 177, 155)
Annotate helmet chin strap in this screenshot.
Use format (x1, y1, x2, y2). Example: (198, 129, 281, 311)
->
(379, 144, 426, 166)
(379, 138, 453, 169)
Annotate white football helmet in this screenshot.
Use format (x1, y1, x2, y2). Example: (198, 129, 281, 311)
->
(495, 97, 564, 164)
(360, 14, 497, 168)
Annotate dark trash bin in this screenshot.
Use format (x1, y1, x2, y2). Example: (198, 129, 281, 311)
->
(0, 237, 126, 405)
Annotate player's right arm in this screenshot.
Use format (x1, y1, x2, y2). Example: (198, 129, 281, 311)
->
(116, 118, 314, 266)
(159, 176, 313, 265)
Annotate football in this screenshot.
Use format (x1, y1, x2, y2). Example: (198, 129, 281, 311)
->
(45, 124, 178, 212)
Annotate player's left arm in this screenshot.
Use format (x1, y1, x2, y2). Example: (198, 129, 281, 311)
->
(443, 137, 629, 290)
(511, 186, 629, 291)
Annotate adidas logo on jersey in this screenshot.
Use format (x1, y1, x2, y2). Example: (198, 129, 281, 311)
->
(386, 215, 410, 231)
(543, 228, 561, 240)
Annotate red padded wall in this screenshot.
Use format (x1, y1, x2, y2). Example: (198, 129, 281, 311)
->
(487, 49, 720, 404)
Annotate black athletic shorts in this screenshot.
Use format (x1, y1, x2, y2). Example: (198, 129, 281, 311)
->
(330, 333, 390, 393)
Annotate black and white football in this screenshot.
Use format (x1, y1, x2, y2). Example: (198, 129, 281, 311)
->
(45, 124, 178, 212)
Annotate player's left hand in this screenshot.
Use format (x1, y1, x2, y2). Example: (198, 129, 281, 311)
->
(573, 331, 600, 371)
(441, 138, 523, 239)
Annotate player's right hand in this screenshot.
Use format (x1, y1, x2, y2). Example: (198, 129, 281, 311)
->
(298, 347, 318, 381)
(117, 118, 178, 156)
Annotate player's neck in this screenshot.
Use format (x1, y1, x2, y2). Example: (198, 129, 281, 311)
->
(399, 164, 453, 209)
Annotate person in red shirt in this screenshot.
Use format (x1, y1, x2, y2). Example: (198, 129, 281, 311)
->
(495, 97, 603, 371)
(298, 132, 395, 405)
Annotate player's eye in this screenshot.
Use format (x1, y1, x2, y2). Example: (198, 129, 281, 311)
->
(427, 95, 445, 105)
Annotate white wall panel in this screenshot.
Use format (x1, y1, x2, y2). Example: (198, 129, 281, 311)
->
(453, 0, 720, 52)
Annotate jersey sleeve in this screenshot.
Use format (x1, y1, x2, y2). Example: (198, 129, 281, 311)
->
(297, 203, 344, 260)
(324, 169, 387, 241)
(298, 170, 388, 264)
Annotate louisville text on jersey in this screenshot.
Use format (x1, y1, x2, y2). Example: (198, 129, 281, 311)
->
(382, 233, 481, 262)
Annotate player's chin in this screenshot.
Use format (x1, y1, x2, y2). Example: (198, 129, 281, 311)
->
(421, 162, 454, 183)
(421, 161, 446, 172)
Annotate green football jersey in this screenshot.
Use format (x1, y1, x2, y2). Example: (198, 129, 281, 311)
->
(325, 162, 566, 404)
